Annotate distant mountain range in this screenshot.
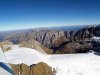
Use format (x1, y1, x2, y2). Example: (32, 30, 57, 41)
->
(0, 24, 100, 54)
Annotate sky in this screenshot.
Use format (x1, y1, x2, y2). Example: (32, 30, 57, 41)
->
(0, 0, 100, 31)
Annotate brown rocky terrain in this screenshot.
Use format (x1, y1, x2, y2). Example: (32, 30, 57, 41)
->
(19, 39, 53, 54)
(0, 40, 13, 52)
(10, 62, 56, 75)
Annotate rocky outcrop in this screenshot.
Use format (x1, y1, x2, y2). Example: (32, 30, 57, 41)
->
(0, 40, 13, 51)
(74, 26, 94, 42)
(33, 62, 56, 75)
(10, 62, 56, 75)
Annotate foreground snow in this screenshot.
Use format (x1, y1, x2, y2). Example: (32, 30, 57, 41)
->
(4, 45, 100, 75)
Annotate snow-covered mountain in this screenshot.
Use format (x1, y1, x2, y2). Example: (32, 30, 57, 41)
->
(4, 45, 100, 75)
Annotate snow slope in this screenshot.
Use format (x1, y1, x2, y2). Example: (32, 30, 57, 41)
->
(4, 45, 100, 75)
(0, 47, 8, 63)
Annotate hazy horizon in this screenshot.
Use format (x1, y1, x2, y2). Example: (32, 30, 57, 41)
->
(0, 24, 98, 32)
(0, 0, 100, 31)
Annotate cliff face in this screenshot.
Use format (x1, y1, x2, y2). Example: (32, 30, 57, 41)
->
(30, 30, 68, 48)
(1, 25, 100, 54)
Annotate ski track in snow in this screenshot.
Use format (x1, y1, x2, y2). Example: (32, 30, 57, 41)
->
(4, 45, 100, 75)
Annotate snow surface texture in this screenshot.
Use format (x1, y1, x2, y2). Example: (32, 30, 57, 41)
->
(4, 45, 100, 75)
(0, 47, 8, 63)
(91, 36, 100, 41)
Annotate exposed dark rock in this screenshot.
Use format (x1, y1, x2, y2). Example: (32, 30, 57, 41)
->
(55, 42, 92, 54)
(0, 40, 13, 51)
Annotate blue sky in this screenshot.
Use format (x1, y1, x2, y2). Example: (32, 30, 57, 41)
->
(0, 0, 100, 31)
